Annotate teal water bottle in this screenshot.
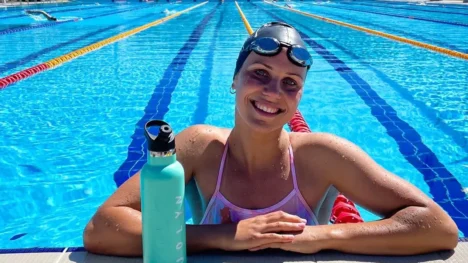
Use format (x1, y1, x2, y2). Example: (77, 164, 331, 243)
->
(140, 120, 186, 263)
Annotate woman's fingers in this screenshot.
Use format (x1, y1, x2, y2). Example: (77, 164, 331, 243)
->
(254, 232, 295, 244)
(265, 211, 307, 224)
(249, 242, 284, 251)
(262, 221, 306, 233)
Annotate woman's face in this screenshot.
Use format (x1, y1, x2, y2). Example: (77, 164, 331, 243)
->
(232, 47, 307, 133)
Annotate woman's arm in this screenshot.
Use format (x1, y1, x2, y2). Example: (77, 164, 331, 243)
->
(84, 197, 308, 256)
(83, 196, 144, 256)
(83, 175, 306, 256)
(316, 133, 458, 255)
(83, 172, 237, 256)
(83, 190, 230, 257)
(263, 133, 459, 255)
(83, 125, 207, 256)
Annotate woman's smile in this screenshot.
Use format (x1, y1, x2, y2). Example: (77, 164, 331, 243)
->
(250, 99, 285, 117)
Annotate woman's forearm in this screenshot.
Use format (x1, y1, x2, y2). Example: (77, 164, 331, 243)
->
(83, 206, 143, 256)
(83, 207, 232, 256)
(320, 206, 458, 255)
(186, 224, 235, 254)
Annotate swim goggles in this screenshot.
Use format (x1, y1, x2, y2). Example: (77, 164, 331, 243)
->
(244, 37, 313, 69)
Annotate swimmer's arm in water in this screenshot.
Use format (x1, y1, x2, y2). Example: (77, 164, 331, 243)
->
(25, 10, 57, 21)
(253, 133, 459, 255)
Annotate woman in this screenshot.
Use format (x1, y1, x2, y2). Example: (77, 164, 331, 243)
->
(83, 22, 458, 257)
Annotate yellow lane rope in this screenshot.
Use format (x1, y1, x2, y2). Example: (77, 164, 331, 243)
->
(265, 1, 468, 60)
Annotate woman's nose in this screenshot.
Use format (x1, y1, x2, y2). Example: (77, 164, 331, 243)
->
(262, 79, 281, 98)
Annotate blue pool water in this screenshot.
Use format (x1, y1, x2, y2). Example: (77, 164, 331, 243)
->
(0, 0, 467, 250)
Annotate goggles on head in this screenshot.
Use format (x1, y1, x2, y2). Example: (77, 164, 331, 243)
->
(244, 37, 312, 69)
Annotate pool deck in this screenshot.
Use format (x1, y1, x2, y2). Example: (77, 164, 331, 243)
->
(0, 0, 69, 8)
(1, 242, 467, 263)
(385, 0, 468, 5)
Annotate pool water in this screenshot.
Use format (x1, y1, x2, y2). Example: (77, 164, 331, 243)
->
(0, 0, 467, 249)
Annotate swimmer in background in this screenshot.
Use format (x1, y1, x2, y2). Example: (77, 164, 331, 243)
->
(161, 8, 177, 16)
(25, 10, 58, 21)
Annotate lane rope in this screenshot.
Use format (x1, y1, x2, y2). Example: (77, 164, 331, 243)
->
(0, 2, 209, 90)
(265, 1, 468, 61)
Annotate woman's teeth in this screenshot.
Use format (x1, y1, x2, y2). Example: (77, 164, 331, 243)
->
(254, 101, 280, 114)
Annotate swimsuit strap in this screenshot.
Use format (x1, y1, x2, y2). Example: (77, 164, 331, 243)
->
(288, 145, 300, 190)
(214, 143, 229, 193)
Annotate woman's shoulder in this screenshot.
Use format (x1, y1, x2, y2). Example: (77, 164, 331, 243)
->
(176, 124, 230, 154)
(176, 125, 230, 176)
(289, 131, 363, 163)
(290, 131, 346, 150)
(290, 131, 378, 174)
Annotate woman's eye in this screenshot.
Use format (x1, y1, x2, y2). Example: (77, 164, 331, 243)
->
(255, 69, 268, 77)
(284, 78, 297, 86)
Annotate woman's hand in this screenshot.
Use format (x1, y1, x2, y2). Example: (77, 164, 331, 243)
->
(248, 225, 325, 254)
(222, 211, 307, 251)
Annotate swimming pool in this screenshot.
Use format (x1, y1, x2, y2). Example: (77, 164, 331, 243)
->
(0, 0, 467, 250)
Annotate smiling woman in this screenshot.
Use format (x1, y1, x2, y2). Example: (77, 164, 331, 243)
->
(83, 21, 458, 257)
(231, 22, 310, 132)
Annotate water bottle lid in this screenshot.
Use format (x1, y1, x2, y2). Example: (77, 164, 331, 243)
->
(144, 120, 175, 153)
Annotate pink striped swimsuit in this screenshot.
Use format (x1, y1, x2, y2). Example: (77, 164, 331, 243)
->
(200, 144, 318, 225)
